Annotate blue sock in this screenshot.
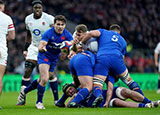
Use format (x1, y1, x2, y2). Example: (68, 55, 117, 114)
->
(93, 86, 102, 98)
(24, 79, 38, 94)
(128, 81, 144, 96)
(158, 77, 160, 89)
(138, 103, 146, 107)
(58, 93, 68, 103)
(36, 84, 45, 104)
(21, 77, 31, 87)
(142, 97, 151, 103)
(49, 80, 59, 101)
(71, 88, 89, 103)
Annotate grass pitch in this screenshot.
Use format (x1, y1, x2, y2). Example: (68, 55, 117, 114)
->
(0, 90, 160, 115)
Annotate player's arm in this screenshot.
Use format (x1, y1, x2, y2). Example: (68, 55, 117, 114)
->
(81, 30, 100, 44)
(66, 93, 77, 107)
(23, 30, 32, 58)
(6, 30, 15, 41)
(103, 81, 114, 107)
(38, 40, 47, 52)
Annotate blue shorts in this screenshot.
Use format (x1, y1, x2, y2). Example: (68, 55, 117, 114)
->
(38, 53, 58, 72)
(94, 54, 127, 76)
(69, 53, 94, 77)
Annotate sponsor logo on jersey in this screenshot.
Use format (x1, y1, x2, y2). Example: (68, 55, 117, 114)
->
(33, 29, 41, 36)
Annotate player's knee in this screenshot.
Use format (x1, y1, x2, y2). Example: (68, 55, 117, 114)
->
(116, 87, 127, 100)
(122, 88, 132, 98)
(25, 60, 36, 70)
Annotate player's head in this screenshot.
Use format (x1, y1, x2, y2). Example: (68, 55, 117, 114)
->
(62, 83, 77, 97)
(75, 24, 88, 37)
(32, 0, 43, 19)
(0, 0, 4, 12)
(109, 24, 121, 34)
(54, 15, 66, 34)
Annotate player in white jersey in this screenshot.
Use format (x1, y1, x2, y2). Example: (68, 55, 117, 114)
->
(16, 0, 59, 106)
(0, 0, 15, 109)
(154, 42, 160, 94)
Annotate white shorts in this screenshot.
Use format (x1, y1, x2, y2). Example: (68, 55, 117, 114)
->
(26, 44, 38, 61)
(0, 48, 7, 66)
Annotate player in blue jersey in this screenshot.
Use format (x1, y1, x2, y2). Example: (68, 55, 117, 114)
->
(63, 76, 160, 108)
(80, 24, 144, 107)
(68, 50, 96, 107)
(17, 15, 73, 109)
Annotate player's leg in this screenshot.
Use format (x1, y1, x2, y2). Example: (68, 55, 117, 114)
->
(109, 98, 152, 108)
(0, 65, 6, 96)
(157, 71, 160, 94)
(117, 68, 144, 95)
(69, 75, 93, 107)
(49, 72, 59, 104)
(116, 87, 151, 103)
(16, 60, 37, 106)
(35, 63, 50, 109)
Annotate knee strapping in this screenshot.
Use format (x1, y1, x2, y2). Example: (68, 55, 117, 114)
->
(25, 61, 36, 69)
(120, 72, 133, 85)
(93, 77, 104, 86)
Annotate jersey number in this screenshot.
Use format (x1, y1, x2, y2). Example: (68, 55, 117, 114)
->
(111, 35, 118, 42)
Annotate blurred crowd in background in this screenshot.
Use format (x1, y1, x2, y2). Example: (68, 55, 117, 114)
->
(4, 0, 160, 73)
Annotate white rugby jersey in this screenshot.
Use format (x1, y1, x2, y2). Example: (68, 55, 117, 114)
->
(25, 12, 54, 47)
(0, 11, 15, 51)
(73, 31, 98, 53)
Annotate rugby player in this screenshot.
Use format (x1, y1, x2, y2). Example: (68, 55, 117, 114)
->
(17, 15, 73, 109)
(16, 0, 59, 106)
(0, 0, 15, 109)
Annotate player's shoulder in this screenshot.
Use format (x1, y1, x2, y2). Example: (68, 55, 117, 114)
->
(0, 12, 12, 20)
(25, 13, 33, 21)
(42, 12, 54, 19)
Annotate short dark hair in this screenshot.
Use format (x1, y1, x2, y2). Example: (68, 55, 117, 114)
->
(0, 0, 4, 5)
(75, 24, 88, 33)
(109, 24, 120, 31)
(32, 0, 42, 7)
(54, 15, 66, 24)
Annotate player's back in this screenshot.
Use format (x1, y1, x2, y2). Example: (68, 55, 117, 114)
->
(97, 29, 127, 57)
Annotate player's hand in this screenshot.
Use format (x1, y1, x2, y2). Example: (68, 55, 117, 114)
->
(103, 102, 109, 108)
(23, 51, 28, 59)
(68, 50, 76, 60)
(73, 36, 80, 44)
(39, 47, 47, 53)
(155, 61, 159, 67)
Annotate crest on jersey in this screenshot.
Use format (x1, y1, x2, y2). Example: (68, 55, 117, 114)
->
(61, 36, 65, 40)
(52, 36, 54, 40)
(42, 22, 45, 25)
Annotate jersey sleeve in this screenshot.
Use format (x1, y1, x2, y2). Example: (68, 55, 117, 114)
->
(155, 43, 160, 54)
(25, 16, 29, 30)
(7, 16, 15, 31)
